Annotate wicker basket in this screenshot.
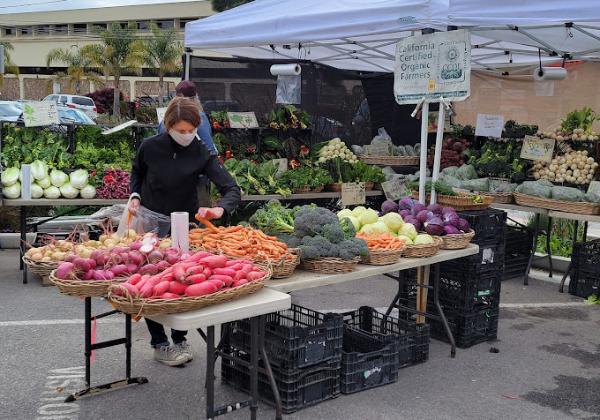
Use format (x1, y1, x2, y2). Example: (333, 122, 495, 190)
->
(373, 183, 383, 190)
(438, 229, 476, 250)
(513, 192, 600, 215)
(402, 236, 443, 258)
(49, 270, 128, 297)
(328, 183, 343, 192)
(358, 155, 420, 166)
(364, 182, 374, 191)
(412, 191, 494, 211)
(107, 266, 272, 317)
(293, 186, 311, 194)
(253, 248, 301, 279)
(486, 192, 514, 204)
(300, 256, 360, 274)
(311, 185, 325, 193)
(22, 256, 58, 279)
(360, 246, 405, 265)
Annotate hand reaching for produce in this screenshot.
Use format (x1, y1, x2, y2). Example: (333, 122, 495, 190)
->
(128, 197, 141, 217)
(197, 207, 224, 220)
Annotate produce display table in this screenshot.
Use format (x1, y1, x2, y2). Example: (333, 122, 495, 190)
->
(149, 288, 291, 420)
(267, 245, 479, 358)
(2, 199, 127, 284)
(240, 190, 383, 201)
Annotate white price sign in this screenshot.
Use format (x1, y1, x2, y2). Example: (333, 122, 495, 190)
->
(341, 183, 366, 206)
(22, 101, 60, 127)
(381, 178, 409, 201)
(475, 114, 504, 138)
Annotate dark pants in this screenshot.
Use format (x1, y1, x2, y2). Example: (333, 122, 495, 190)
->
(146, 318, 187, 348)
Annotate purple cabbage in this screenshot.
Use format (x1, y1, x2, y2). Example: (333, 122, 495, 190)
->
(416, 210, 434, 224)
(457, 218, 470, 232)
(444, 225, 461, 235)
(427, 203, 442, 215)
(403, 216, 421, 231)
(411, 203, 427, 217)
(398, 196, 415, 210)
(441, 206, 456, 216)
(381, 200, 399, 215)
(399, 209, 411, 219)
(443, 211, 460, 227)
(423, 217, 445, 236)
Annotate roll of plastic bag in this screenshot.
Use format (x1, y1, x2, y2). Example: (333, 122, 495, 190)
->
(171, 211, 189, 252)
(270, 64, 301, 76)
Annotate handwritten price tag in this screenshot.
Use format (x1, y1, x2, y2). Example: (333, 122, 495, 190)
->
(22, 101, 60, 127)
(227, 112, 259, 128)
(364, 143, 393, 156)
(475, 114, 504, 138)
(341, 183, 366, 206)
(520, 135, 555, 163)
(381, 178, 409, 201)
(156, 107, 167, 123)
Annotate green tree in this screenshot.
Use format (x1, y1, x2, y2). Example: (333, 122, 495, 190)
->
(45, 45, 105, 95)
(140, 22, 183, 107)
(0, 41, 20, 86)
(211, 0, 254, 12)
(81, 22, 143, 117)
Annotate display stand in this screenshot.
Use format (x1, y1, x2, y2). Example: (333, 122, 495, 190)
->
(149, 288, 291, 420)
(65, 297, 148, 402)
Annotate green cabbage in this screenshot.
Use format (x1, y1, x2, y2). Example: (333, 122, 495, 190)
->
(3, 181, 21, 198)
(359, 224, 376, 235)
(357, 208, 379, 226)
(50, 169, 69, 188)
(414, 234, 434, 244)
(381, 213, 404, 233)
(31, 183, 44, 199)
(79, 184, 97, 199)
(398, 223, 418, 241)
(337, 209, 353, 219)
(369, 221, 390, 235)
(59, 182, 79, 199)
(1, 167, 19, 187)
(31, 160, 48, 181)
(397, 234, 413, 244)
(351, 206, 368, 218)
(69, 169, 89, 189)
(43, 186, 61, 199)
(36, 177, 51, 189)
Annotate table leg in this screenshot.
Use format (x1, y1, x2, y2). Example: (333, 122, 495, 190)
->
(559, 220, 579, 293)
(21, 206, 27, 284)
(250, 317, 259, 420)
(258, 315, 283, 420)
(205, 326, 215, 419)
(524, 213, 540, 285)
(546, 216, 553, 278)
(385, 270, 404, 316)
(432, 264, 456, 358)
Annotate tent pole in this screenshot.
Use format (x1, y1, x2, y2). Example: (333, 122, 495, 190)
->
(418, 101, 429, 205)
(430, 103, 445, 204)
(184, 50, 191, 80)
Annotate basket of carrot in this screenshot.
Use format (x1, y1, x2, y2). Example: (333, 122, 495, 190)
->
(355, 232, 407, 265)
(189, 216, 300, 279)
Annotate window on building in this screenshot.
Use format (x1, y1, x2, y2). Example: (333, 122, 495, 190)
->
(20, 27, 33, 35)
(4, 27, 16, 36)
(179, 19, 195, 29)
(156, 20, 174, 29)
(73, 23, 87, 34)
(53, 24, 68, 35)
(137, 21, 150, 30)
(37, 25, 50, 34)
(92, 23, 107, 31)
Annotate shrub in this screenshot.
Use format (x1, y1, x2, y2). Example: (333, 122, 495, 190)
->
(87, 88, 125, 115)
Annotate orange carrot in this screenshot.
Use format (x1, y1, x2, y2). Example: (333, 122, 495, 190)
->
(195, 214, 220, 234)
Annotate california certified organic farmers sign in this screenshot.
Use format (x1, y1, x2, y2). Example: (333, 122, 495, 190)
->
(394, 29, 471, 105)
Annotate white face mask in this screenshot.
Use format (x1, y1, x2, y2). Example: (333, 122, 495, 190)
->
(169, 129, 197, 147)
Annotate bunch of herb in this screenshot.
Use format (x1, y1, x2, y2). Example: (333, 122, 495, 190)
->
(350, 161, 386, 183)
(278, 166, 333, 189)
(248, 199, 298, 236)
(265, 105, 310, 129)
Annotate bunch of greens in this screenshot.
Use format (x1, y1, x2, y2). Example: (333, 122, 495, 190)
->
(248, 199, 297, 237)
(218, 158, 292, 197)
(466, 140, 526, 181)
(265, 105, 310, 130)
(350, 161, 386, 183)
(278, 166, 333, 189)
(1, 125, 71, 169)
(409, 180, 458, 197)
(501, 120, 539, 139)
(561, 108, 597, 133)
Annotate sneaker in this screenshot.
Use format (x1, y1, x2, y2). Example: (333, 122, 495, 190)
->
(153, 345, 187, 366)
(174, 341, 194, 362)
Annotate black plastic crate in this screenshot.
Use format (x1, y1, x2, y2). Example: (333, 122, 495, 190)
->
(340, 328, 399, 394)
(502, 225, 534, 280)
(427, 303, 500, 349)
(457, 208, 507, 246)
(440, 242, 505, 279)
(572, 239, 600, 277)
(569, 270, 600, 298)
(341, 306, 429, 368)
(225, 304, 343, 370)
(503, 254, 530, 280)
(221, 347, 340, 414)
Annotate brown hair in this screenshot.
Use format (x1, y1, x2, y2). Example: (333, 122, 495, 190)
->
(163, 97, 202, 130)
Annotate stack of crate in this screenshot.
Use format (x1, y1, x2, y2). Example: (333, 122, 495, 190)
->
(503, 225, 534, 280)
(221, 304, 343, 414)
(399, 208, 507, 348)
(569, 239, 600, 298)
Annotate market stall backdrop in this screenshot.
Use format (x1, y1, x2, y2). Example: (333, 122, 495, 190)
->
(184, 0, 600, 136)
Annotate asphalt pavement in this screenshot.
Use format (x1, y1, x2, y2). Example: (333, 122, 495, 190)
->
(1, 248, 600, 420)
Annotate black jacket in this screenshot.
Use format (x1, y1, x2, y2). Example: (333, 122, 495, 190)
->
(130, 132, 241, 219)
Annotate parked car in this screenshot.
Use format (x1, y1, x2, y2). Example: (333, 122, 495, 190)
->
(56, 107, 96, 125)
(0, 101, 95, 127)
(309, 115, 352, 142)
(0, 101, 23, 122)
(42, 94, 98, 121)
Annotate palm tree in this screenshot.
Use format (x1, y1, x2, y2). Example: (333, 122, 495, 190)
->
(45, 46, 105, 95)
(0, 41, 20, 86)
(211, 0, 254, 12)
(81, 22, 143, 117)
(140, 23, 183, 107)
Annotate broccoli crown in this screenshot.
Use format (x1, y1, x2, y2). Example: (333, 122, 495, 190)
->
(294, 206, 339, 237)
(319, 222, 345, 244)
(278, 234, 302, 249)
(299, 235, 333, 259)
(339, 217, 356, 239)
(335, 238, 370, 259)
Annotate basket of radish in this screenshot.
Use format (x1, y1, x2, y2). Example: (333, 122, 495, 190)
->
(107, 253, 272, 316)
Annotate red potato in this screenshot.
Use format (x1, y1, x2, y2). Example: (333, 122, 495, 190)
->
(185, 282, 218, 297)
(207, 279, 225, 290)
(168, 281, 188, 295)
(199, 255, 228, 269)
(185, 273, 207, 284)
(246, 271, 266, 282)
(153, 281, 171, 296)
(209, 274, 233, 287)
(232, 279, 249, 287)
(213, 267, 236, 277)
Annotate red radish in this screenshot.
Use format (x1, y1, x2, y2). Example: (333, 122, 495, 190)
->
(246, 271, 266, 282)
(136, 274, 151, 290)
(213, 267, 235, 277)
(185, 282, 218, 297)
(139, 264, 159, 276)
(209, 274, 233, 286)
(65, 254, 77, 263)
(128, 250, 144, 266)
(93, 270, 115, 280)
(158, 292, 180, 299)
(232, 279, 249, 287)
(186, 265, 205, 276)
(180, 252, 192, 260)
(233, 271, 246, 282)
(225, 260, 240, 267)
(156, 260, 170, 272)
(199, 255, 227, 269)
(109, 264, 128, 277)
(130, 240, 142, 251)
(164, 247, 179, 255)
(189, 251, 211, 262)
(153, 281, 170, 296)
(185, 273, 207, 284)
(207, 279, 225, 290)
(114, 283, 139, 298)
(168, 281, 187, 295)
(56, 262, 77, 280)
(225, 262, 242, 271)
(128, 273, 142, 285)
(173, 264, 187, 282)
(240, 264, 254, 275)
(161, 272, 175, 282)
(73, 257, 91, 273)
(203, 267, 212, 278)
(237, 259, 254, 265)
(87, 258, 97, 269)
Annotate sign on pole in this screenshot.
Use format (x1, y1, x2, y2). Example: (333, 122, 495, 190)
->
(394, 29, 471, 105)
